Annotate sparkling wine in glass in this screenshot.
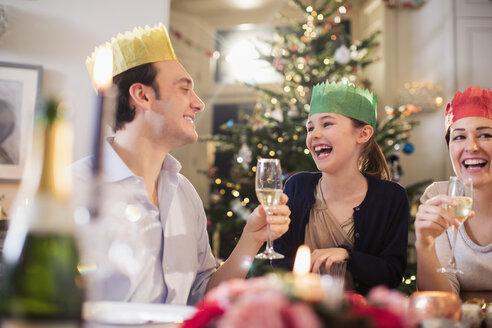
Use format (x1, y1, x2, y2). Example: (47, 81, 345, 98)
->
(436, 176, 473, 274)
(255, 158, 284, 260)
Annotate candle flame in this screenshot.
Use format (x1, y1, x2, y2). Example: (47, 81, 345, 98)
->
(93, 44, 113, 90)
(293, 244, 311, 275)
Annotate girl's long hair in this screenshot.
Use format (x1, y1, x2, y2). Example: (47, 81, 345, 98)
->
(351, 118, 390, 180)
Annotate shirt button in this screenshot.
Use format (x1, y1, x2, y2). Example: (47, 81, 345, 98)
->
(355, 233, 360, 238)
(354, 207, 360, 211)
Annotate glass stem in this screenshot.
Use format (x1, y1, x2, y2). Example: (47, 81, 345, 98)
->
(448, 225, 459, 268)
(265, 208, 273, 253)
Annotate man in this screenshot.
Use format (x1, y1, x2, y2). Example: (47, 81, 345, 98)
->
(73, 23, 290, 305)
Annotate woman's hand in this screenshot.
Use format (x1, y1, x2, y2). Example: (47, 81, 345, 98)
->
(414, 194, 472, 249)
(311, 247, 349, 273)
(243, 193, 291, 244)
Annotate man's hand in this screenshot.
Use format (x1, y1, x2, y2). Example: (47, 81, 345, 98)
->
(243, 193, 291, 244)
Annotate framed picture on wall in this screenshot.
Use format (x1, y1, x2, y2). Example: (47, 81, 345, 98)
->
(0, 62, 42, 181)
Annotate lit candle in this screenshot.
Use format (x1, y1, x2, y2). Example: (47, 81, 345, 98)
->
(292, 245, 322, 302)
(89, 44, 117, 217)
(91, 45, 115, 170)
(293, 244, 312, 274)
(92, 45, 113, 90)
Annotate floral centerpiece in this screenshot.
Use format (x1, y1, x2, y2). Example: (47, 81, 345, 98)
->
(182, 276, 409, 328)
(183, 246, 410, 328)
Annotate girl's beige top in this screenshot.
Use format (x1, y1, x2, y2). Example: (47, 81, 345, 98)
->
(305, 179, 354, 289)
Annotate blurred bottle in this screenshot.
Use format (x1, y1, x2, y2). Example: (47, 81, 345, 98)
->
(0, 98, 83, 327)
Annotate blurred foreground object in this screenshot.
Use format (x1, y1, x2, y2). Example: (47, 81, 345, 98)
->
(408, 291, 461, 326)
(0, 97, 83, 327)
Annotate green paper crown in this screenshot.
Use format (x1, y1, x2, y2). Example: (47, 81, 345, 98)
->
(309, 81, 377, 129)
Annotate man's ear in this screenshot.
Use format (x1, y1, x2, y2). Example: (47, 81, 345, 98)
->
(357, 125, 374, 144)
(128, 83, 152, 110)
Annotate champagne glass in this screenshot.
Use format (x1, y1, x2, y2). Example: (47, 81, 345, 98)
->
(255, 158, 284, 260)
(436, 176, 473, 274)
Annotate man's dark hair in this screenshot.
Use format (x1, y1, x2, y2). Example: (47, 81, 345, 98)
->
(112, 63, 160, 131)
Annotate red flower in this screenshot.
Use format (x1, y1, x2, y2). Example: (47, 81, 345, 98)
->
(350, 306, 404, 328)
(182, 300, 225, 328)
(367, 286, 410, 327)
(345, 291, 368, 308)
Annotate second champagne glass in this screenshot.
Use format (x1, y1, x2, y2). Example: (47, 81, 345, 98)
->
(255, 158, 284, 260)
(436, 176, 473, 274)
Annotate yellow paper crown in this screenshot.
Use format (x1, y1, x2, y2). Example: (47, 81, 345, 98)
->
(86, 23, 177, 83)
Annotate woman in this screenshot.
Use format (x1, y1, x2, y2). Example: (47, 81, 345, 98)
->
(415, 86, 492, 302)
(273, 82, 409, 295)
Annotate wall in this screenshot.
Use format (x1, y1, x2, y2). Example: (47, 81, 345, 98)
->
(355, 0, 455, 188)
(0, 0, 170, 215)
(391, 0, 455, 187)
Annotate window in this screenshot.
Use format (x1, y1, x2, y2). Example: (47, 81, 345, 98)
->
(215, 26, 283, 85)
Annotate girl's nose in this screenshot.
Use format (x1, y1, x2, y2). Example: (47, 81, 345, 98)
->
(311, 126, 322, 138)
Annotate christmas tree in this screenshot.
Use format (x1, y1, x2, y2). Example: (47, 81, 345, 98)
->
(202, 0, 426, 293)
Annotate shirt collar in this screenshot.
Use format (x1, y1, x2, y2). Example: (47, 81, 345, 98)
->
(101, 137, 134, 182)
(102, 137, 182, 182)
(162, 152, 182, 175)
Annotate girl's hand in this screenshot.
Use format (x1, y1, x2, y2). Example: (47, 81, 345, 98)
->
(311, 247, 349, 273)
(244, 193, 291, 244)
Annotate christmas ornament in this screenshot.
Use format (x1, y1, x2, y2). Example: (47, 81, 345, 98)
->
(271, 108, 284, 122)
(237, 143, 252, 170)
(287, 106, 299, 118)
(334, 44, 351, 65)
(403, 143, 414, 154)
(226, 119, 234, 128)
(389, 153, 402, 182)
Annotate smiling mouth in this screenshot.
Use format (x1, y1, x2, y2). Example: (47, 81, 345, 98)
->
(463, 158, 488, 169)
(314, 144, 333, 157)
(184, 116, 194, 123)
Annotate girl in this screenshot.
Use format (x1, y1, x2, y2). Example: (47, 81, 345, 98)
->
(415, 86, 492, 302)
(273, 82, 409, 295)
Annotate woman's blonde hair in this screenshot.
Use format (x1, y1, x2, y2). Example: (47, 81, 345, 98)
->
(351, 118, 390, 180)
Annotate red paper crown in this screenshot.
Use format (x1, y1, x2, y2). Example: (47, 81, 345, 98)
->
(445, 86, 492, 135)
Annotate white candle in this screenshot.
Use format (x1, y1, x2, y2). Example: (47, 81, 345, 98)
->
(89, 45, 116, 217)
(293, 244, 311, 274)
(93, 45, 113, 90)
(293, 245, 322, 301)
